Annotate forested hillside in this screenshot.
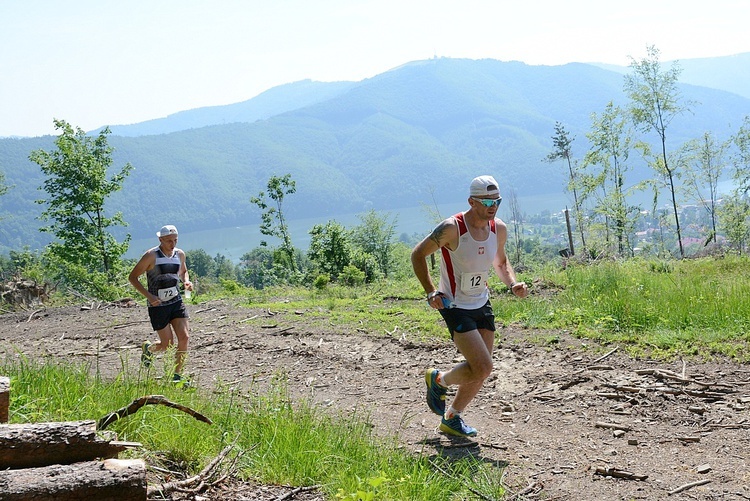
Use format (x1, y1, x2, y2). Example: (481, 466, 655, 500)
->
(1, 57, 749, 252)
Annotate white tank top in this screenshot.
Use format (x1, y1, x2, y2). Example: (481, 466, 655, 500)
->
(439, 212, 497, 309)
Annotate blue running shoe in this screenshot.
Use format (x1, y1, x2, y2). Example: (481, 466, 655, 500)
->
(141, 341, 153, 368)
(425, 368, 447, 416)
(440, 415, 478, 437)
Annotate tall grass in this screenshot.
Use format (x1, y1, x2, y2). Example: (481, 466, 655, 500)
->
(2, 357, 506, 500)
(491, 256, 750, 359)
(216, 255, 750, 359)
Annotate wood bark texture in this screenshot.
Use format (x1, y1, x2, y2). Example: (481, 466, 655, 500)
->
(0, 458, 146, 501)
(0, 420, 126, 469)
(0, 376, 8, 423)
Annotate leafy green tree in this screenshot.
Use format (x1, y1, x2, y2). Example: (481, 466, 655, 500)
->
(682, 132, 729, 245)
(625, 45, 690, 258)
(307, 220, 352, 280)
(213, 253, 236, 280)
(717, 193, 750, 254)
(583, 102, 638, 256)
(185, 249, 216, 278)
(238, 247, 275, 289)
(350, 210, 397, 278)
(546, 121, 587, 256)
(250, 174, 297, 271)
(29, 120, 132, 295)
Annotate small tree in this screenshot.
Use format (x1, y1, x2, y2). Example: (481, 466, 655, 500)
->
(546, 121, 587, 256)
(238, 247, 275, 289)
(350, 210, 397, 279)
(625, 45, 691, 257)
(682, 132, 729, 245)
(583, 101, 639, 256)
(30, 119, 132, 295)
(307, 221, 352, 281)
(185, 249, 216, 279)
(717, 193, 750, 254)
(250, 174, 297, 271)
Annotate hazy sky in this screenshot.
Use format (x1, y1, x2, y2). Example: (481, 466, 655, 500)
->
(2, 0, 749, 137)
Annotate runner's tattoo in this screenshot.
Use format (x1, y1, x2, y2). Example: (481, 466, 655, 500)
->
(429, 221, 450, 247)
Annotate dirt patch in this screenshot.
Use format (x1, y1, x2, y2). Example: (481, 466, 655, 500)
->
(2, 299, 750, 500)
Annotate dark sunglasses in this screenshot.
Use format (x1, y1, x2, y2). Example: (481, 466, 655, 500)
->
(471, 196, 502, 207)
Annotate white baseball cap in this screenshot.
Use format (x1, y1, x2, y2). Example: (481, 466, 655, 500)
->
(469, 175, 500, 197)
(156, 225, 178, 237)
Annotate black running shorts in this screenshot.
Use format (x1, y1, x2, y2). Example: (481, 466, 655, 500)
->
(438, 300, 496, 338)
(148, 300, 189, 331)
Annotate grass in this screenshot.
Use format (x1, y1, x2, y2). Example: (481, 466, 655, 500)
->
(208, 255, 750, 361)
(2, 356, 506, 500)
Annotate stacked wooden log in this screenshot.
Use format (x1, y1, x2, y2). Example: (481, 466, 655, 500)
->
(0, 376, 146, 500)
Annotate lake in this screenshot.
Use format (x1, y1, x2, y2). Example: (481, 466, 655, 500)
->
(124, 192, 574, 261)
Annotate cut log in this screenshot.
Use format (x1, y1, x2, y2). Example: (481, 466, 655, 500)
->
(0, 420, 131, 469)
(0, 376, 9, 423)
(0, 458, 146, 501)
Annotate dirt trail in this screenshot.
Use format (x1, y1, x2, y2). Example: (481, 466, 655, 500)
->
(2, 299, 749, 500)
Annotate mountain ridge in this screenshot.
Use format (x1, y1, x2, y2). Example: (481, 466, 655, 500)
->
(1, 56, 748, 254)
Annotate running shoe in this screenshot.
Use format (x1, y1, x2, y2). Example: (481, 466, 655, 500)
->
(439, 415, 478, 437)
(425, 368, 447, 415)
(172, 373, 191, 388)
(141, 341, 153, 368)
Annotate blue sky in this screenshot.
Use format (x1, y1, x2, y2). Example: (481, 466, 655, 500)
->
(2, 0, 749, 137)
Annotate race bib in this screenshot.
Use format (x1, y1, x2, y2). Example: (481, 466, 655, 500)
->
(158, 286, 179, 301)
(460, 272, 488, 296)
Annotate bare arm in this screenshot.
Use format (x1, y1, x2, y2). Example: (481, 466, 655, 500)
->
(178, 249, 193, 291)
(492, 219, 528, 298)
(411, 219, 456, 307)
(128, 250, 160, 306)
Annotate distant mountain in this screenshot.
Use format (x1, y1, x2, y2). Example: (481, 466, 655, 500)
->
(592, 52, 750, 100)
(96, 79, 355, 137)
(1, 57, 749, 254)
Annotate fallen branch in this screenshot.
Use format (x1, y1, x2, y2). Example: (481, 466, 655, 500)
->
(98, 395, 213, 430)
(509, 480, 543, 500)
(147, 444, 236, 497)
(668, 478, 711, 495)
(708, 422, 750, 429)
(112, 320, 150, 330)
(594, 467, 648, 481)
(271, 327, 295, 335)
(274, 484, 323, 501)
(195, 307, 218, 314)
(591, 346, 619, 364)
(595, 421, 632, 432)
(559, 376, 590, 390)
(27, 308, 45, 322)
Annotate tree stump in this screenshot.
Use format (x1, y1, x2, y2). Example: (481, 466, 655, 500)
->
(0, 420, 129, 469)
(0, 458, 146, 500)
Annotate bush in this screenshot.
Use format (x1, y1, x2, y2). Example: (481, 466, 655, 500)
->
(339, 265, 365, 286)
(314, 273, 330, 290)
